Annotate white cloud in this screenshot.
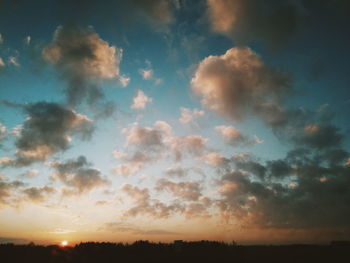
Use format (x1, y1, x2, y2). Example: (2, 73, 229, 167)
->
(131, 90, 153, 110)
(119, 75, 130, 87)
(24, 36, 31, 45)
(140, 69, 154, 80)
(139, 61, 163, 85)
(199, 152, 228, 167)
(215, 125, 262, 146)
(179, 107, 205, 125)
(8, 56, 20, 67)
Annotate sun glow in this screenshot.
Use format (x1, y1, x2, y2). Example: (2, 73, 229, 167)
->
(60, 240, 68, 247)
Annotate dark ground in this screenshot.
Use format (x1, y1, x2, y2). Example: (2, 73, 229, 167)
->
(0, 240, 349, 263)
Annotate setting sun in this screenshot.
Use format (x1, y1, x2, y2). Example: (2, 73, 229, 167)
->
(60, 240, 68, 247)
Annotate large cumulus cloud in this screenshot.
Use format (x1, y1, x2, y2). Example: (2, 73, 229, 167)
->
(43, 26, 122, 106)
(11, 102, 94, 166)
(191, 47, 290, 122)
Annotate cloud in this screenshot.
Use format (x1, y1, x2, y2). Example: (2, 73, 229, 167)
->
(256, 103, 345, 150)
(231, 154, 267, 179)
(139, 69, 154, 80)
(0, 157, 12, 165)
(131, 90, 153, 110)
(121, 184, 185, 218)
(121, 183, 212, 219)
(0, 123, 7, 145)
(183, 197, 213, 219)
(22, 186, 55, 202)
(8, 56, 20, 67)
(18, 169, 39, 178)
(104, 222, 179, 236)
(215, 125, 262, 147)
(297, 124, 343, 150)
(156, 178, 202, 201)
(51, 156, 109, 194)
(43, 26, 122, 105)
(24, 36, 31, 45)
(118, 75, 130, 87)
(206, 0, 303, 49)
(113, 122, 171, 176)
(191, 47, 290, 122)
(114, 121, 211, 175)
(113, 150, 156, 176)
(133, 0, 179, 26)
(0, 57, 5, 68)
(11, 102, 93, 166)
(123, 123, 164, 149)
(199, 152, 229, 167)
(179, 107, 205, 126)
(0, 177, 25, 205)
(215, 145, 350, 229)
(139, 64, 163, 85)
(165, 165, 188, 177)
(168, 135, 209, 162)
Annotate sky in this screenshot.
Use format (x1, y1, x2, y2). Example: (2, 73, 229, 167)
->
(0, 0, 350, 245)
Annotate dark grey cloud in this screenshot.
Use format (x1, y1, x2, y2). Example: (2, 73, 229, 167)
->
(207, 0, 305, 49)
(256, 103, 345, 150)
(232, 155, 267, 179)
(11, 102, 94, 166)
(53, 0, 178, 32)
(0, 176, 25, 205)
(43, 26, 122, 106)
(216, 146, 350, 229)
(22, 186, 55, 202)
(164, 165, 188, 177)
(0, 122, 6, 147)
(51, 155, 109, 194)
(133, 0, 179, 26)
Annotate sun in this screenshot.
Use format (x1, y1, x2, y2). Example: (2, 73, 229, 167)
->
(60, 240, 68, 247)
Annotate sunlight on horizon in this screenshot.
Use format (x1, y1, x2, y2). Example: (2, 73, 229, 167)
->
(60, 240, 68, 247)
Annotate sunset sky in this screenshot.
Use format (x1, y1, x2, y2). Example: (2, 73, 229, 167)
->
(0, 0, 350, 245)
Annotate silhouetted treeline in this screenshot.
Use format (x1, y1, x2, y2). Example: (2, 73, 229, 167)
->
(0, 240, 349, 263)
